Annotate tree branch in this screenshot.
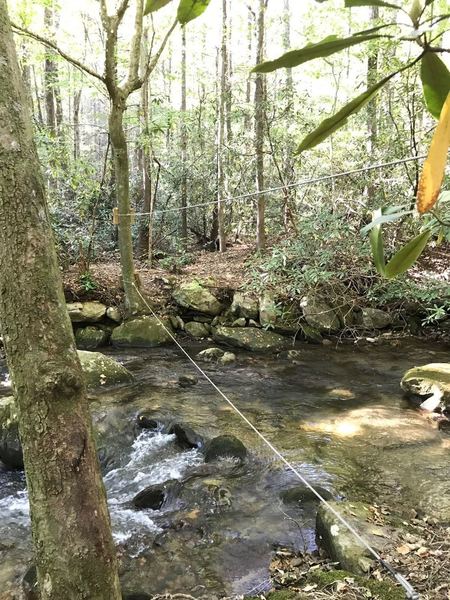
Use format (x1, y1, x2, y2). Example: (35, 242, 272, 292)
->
(11, 22, 105, 84)
(141, 18, 178, 87)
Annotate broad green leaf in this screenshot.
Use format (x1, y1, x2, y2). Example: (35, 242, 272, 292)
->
(253, 34, 385, 73)
(177, 0, 212, 24)
(420, 53, 450, 119)
(360, 208, 412, 235)
(370, 209, 386, 276)
(144, 0, 173, 15)
(345, 0, 402, 9)
(408, 0, 424, 25)
(296, 71, 398, 153)
(384, 229, 432, 278)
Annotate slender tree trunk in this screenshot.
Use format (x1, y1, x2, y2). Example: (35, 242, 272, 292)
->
(366, 6, 379, 205)
(32, 64, 44, 126)
(282, 0, 295, 231)
(109, 100, 145, 314)
(180, 26, 188, 248)
(73, 88, 82, 160)
(217, 0, 228, 252)
(254, 0, 267, 250)
(0, 4, 121, 599)
(245, 5, 255, 131)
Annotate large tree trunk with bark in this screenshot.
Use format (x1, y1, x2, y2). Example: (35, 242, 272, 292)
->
(0, 3, 121, 599)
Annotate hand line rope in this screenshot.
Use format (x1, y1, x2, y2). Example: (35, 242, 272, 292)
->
(127, 281, 420, 600)
(117, 154, 430, 218)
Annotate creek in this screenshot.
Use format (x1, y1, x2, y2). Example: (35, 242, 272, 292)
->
(0, 339, 449, 598)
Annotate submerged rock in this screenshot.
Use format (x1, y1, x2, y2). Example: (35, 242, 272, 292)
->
(75, 326, 109, 350)
(78, 350, 134, 388)
(196, 347, 225, 362)
(203, 435, 247, 462)
(401, 363, 450, 409)
(172, 281, 223, 316)
(111, 316, 174, 348)
(133, 479, 180, 510)
(166, 422, 204, 449)
(361, 308, 392, 329)
(219, 352, 236, 365)
(280, 484, 333, 505)
(178, 374, 199, 387)
(213, 326, 288, 353)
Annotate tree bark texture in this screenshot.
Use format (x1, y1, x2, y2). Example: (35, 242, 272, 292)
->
(254, 0, 267, 250)
(180, 26, 188, 248)
(0, 3, 121, 599)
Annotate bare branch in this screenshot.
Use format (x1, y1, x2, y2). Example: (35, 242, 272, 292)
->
(141, 18, 178, 86)
(11, 22, 105, 83)
(125, 0, 145, 94)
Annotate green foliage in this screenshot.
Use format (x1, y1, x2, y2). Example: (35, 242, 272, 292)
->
(253, 33, 387, 74)
(345, 0, 402, 8)
(422, 303, 449, 324)
(79, 271, 98, 293)
(177, 0, 212, 24)
(297, 70, 401, 153)
(144, 0, 173, 14)
(420, 53, 450, 120)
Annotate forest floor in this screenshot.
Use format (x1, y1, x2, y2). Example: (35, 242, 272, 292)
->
(63, 240, 450, 310)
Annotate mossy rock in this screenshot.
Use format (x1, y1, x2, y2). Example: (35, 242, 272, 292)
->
(66, 301, 107, 323)
(78, 350, 134, 388)
(401, 363, 450, 403)
(172, 281, 223, 316)
(184, 321, 210, 338)
(111, 316, 174, 348)
(75, 326, 109, 350)
(213, 326, 288, 353)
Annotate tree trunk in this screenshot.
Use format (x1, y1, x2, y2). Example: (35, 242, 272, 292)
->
(0, 3, 121, 599)
(180, 26, 188, 248)
(282, 0, 295, 231)
(109, 100, 146, 314)
(217, 0, 228, 253)
(366, 5, 379, 206)
(73, 88, 82, 160)
(254, 0, 267, 250)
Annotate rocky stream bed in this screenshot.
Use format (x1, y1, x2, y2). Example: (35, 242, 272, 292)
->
(1, 335, 450, 599)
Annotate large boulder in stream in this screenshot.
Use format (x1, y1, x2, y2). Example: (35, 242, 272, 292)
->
(213, 326, 288, 353)
(401, 363, 450, 407)
(202, 435, 247, 462)
(0, 396, 23, 469)
(111, 316, 174, 348)
(172, 281, 223, 316)
(78, 350, 134, 388)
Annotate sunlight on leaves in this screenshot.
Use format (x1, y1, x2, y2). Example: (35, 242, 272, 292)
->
(417, 92, 450, 214)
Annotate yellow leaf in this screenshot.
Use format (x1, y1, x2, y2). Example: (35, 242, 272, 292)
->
(396, 544, 412, 555)
(417, 92, 450, 214)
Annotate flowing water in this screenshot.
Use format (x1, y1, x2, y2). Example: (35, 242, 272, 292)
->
(0, 338, 449, 598)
